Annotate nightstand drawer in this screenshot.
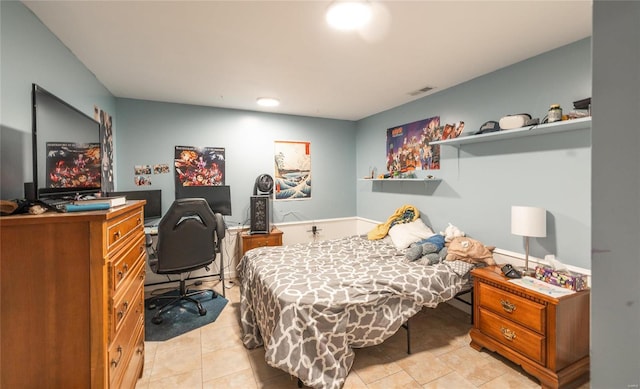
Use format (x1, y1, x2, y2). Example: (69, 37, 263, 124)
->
(478, 281, 546, 333)
(245, 235, 276, 249)
(479, 308, 546, 365)
(242, 228, 283, 255)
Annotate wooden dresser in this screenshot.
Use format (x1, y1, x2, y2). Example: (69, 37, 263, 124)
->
(469, 266, 590, 389)
(241, 227, 283, 256)
(0, 201, 146, 388)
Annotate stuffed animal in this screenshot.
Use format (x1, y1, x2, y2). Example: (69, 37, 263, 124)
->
(441, 222, 465, 243)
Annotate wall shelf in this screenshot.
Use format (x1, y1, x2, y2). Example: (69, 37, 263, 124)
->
(429, 116, 591, 147)
(359, 178, 441, 182)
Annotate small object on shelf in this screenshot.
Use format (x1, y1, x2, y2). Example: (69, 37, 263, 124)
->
(474, 120, 501, 135)
(573, 97, 591, 110)
(499, 113, 532, 130)
(548, 104, 563, 123)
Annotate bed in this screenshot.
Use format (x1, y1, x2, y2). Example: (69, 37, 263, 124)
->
(239, 233, 480, 389)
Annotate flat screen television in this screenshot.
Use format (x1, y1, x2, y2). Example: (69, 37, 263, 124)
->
(32, 84, 102, 199)
(175, 185, 232, 216)
(107, 189, 162, 222)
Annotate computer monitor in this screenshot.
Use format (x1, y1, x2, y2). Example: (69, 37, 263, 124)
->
(107, 190, 162, 221)
(175, 185, 232, 216)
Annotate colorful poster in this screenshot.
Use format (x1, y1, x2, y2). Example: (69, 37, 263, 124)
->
(174, 146, 225, 186)
(386, 117, 464, 172)
(46, 142, 102, 188)
(274, 140, 311, 200)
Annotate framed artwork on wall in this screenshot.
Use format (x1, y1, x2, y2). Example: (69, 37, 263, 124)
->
(274, 140, 311, 201)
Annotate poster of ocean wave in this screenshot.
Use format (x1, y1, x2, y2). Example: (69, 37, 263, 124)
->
(274, 141, 311, 200)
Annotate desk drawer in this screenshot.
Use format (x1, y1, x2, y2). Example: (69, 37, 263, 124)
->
(479, 308, 546, 365)
(107, 210, 144, 255)
(478, 282, 546, 333)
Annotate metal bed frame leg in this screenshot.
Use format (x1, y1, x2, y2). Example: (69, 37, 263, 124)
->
(401, 318, 411, 355)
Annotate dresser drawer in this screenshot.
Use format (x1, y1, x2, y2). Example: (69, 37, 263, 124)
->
(110, 234, 146, 293)
(118, 323, 145, 389)
(479, 308, 546, 365)
(478, 281, 546, 333)
(109, 296, 144, 388)
(107, 209, 144, 255)
(111, 261, 145, 340)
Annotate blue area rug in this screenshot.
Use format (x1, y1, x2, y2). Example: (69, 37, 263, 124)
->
(144, 289, 228, 341)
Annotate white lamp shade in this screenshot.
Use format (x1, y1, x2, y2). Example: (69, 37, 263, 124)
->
(511, 206, 547, 237)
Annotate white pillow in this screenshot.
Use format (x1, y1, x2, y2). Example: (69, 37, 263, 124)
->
(388, 219, 435, 250)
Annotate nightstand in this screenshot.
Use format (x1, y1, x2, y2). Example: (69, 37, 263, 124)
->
(241, 227, 283, 256)
(469, 266, 590, 389)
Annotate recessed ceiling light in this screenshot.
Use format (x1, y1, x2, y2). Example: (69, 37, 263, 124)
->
(256, 97, 280, 107)
(326, 1, 372, 31)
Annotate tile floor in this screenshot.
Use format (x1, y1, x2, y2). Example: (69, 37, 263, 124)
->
(135, 280, 589, 389)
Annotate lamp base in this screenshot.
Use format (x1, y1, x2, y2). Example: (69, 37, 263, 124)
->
(518, 267, 536, 277)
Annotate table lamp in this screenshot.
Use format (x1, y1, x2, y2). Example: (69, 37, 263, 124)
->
(511, 206, 546, 276)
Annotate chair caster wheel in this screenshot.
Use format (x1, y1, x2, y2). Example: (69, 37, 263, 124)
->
(198, 305, 207, 316)
(152, 316, 163, 325)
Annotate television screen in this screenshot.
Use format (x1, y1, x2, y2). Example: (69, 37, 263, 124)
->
(107, 190, 162, 221)
(175, 185, 232, 216)
(32, 84, 102, 199)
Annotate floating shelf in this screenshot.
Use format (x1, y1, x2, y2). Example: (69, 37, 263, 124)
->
(429, 116, 591, 147)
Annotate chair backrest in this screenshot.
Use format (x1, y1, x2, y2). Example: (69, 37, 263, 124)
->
(155, 198, 218, 274)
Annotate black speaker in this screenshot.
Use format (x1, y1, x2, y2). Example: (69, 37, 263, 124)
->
(250, 195, 270, 234)
(24, 182, 36, 201)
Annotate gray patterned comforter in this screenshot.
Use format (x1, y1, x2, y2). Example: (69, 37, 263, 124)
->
(239, 235, 470, 389)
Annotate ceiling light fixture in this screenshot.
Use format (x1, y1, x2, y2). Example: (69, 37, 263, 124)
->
(326, 1, 372, 31)
(256, 97, 280, 107)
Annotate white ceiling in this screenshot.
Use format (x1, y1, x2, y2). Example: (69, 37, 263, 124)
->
(23, 1, 592, 121)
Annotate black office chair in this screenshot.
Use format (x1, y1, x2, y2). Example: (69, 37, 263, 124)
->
(146, 198, 226, 325)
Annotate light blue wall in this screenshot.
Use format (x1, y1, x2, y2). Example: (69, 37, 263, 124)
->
(1, 0, 591, 270)
(356, 39, 592, 269)
(114, 99, 357, 227)
(0, 1, 116, 199)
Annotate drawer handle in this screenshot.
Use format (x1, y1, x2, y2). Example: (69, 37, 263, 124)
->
(117, 301, 129, 321)
(111, 346, 123, 368)
(136, 217, 142, 225)
(117, 264, 129, 280)
(500, 299, 516, 313)
(136, 301, 143, 314)
(501, 326, 517, 341)
(113, 230, 121, 240)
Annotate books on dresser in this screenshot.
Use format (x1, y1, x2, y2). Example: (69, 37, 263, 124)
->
(72, 195, 127, 208)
